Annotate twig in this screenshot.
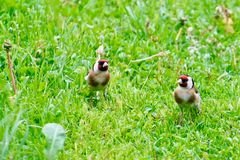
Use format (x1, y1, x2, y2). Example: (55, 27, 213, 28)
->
(217, 72, 228, 80)
(175, 27, 182, 41)
(96, 45, 104, 60)
(131, 51, 166, 63)
(4, 41, 17, 94)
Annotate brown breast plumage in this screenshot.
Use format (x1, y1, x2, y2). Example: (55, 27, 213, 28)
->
(87, 70, 110, 89)
(174, 87, 197, 105)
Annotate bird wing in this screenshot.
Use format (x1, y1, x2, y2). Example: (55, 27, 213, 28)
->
(85, 70, 91, 81)
(85, 61, 96, 80)
(194, 87, 199, 93)
(84, 74, 89, 80)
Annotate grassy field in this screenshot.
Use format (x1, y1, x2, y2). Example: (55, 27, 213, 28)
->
(0, 0, 240, 159)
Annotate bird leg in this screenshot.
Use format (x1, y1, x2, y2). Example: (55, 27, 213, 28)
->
(88, 91, 98, 107)
(88, 90, 94, 106)
(189, 112, 193, 124)
(96, 91, 100, 100)
(103, 88, 108, 100)
(196, 104, 201, 114)
(190, 105, 199, 124)
(178, 107, 183, 125)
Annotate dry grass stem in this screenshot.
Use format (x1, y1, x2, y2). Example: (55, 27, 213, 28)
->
(131, 51, 166, 63)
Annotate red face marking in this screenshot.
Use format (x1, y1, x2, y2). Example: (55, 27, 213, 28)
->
(179, 75, 188, 80)
(178, 75, 189, 88)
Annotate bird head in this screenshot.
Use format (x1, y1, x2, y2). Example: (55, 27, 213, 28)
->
(177, 75, 194, 89)
(93, 59, 109, 72)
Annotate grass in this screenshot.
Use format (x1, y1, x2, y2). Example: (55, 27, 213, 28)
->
(0, 0, 240, 159)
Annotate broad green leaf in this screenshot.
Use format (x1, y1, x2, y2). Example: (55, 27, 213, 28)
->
(42, 123, 66, 160)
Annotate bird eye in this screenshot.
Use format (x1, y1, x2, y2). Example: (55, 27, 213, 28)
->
(182, 79, 188, 82)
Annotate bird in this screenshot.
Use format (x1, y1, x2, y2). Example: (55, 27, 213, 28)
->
(85, 59, 110, 99)
(173, 75, 200, 124)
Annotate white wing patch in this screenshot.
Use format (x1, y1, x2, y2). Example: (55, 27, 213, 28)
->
(84, 76, 88, 81)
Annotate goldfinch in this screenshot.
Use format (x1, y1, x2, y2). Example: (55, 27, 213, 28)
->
(85, 59, 110, 98)
(173, 75, 201, 124)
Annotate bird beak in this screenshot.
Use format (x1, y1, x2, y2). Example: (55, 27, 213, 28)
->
(103, 62, 108, 67)
(177, 79, 182, 84)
